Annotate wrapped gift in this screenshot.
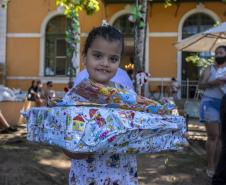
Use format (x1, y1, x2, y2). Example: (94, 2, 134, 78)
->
(24, 106, 187, 154)
(52, 79, 176, 115)
(24, 79, 186, 154)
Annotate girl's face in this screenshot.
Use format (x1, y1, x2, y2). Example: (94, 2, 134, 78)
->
(85, 37, 122, 85)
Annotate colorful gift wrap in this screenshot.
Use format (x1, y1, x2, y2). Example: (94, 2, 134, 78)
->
(24, 106, 187, 154)
(56, 79, 177, 115)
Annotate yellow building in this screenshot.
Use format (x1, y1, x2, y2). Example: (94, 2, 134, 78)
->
(0, 0, 226, 97)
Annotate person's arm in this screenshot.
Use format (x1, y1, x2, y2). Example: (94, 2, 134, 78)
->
(43, 89, 49, 99)
(199, 66, 224, 90)
(0, 111, 10, 128)
(125, 77, 134, 90)
(73, 75, 83, 87)
(30, 89, 36, 95)
(121, 70, 134, 90)
(177, 81, 181, 89)
(74, 69, 89, 86)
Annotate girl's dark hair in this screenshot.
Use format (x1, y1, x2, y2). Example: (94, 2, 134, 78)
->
(215, 45, 226, 52)
(83, 25, 124, 56)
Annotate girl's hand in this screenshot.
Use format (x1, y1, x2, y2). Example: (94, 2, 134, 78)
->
(63, 149, 93, 160)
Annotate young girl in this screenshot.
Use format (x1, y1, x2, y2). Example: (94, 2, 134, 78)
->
(64, 25, 138, 185)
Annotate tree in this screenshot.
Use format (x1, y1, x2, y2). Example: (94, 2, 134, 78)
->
(55, 0, 226, 87)
(55, 0, 100, 83)
(130, 0, 173, 94)
(55, 0, 178, 87)
(130, 0, 148, 94)
(129, 0, 226, 94)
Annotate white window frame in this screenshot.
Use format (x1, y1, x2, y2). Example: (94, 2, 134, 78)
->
(40, 8, 80, 82)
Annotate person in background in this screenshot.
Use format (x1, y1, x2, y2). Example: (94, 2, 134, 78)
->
(199, 45, 226, 178)
(64, 81, 74, 93)
(171, 77, 180, 101)
(44, 81, 56, 101)
(0, 110, 17, 134)
(212, 46, 226, 184)
(74, 67, 134, 90)
(19, 80, 38, 124)
(35, 80, 46, 106)
(27, 80, 37, 101)
(212, 94, 226, 184)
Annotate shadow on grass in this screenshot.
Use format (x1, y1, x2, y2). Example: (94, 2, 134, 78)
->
(137, 147, 211, 185)
(0, 128, 211, 185)
(0, 133, 70, 185)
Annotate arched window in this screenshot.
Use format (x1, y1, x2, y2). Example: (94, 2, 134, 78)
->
(182, 13, 215, 39)
(112, 14, 134, 38)
(181, 13, 215, 97)
(112, 14, 134, 78)
(45, 15, 70, 76)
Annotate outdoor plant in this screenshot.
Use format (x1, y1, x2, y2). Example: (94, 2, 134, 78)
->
(185, 21, 220, 69)
(54, 0, 226, 86)
(186, 54, 214, 68)
(55, 0, 100, 82)
(128, 4, 145, 29)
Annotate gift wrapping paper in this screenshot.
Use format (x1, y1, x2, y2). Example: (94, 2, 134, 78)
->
(25, 106, 187, 154)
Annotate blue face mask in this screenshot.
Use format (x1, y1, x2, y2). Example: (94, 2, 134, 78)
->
(215, 56, 226, 65)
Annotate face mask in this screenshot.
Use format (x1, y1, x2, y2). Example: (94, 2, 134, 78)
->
(215, 56, 226, 65)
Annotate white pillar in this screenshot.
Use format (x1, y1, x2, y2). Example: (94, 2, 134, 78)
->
(0, 3, 7, 84)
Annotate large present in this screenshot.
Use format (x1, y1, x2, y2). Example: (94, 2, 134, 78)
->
(24, 79, 187, 154)
(24, 106, 187, 154)
(51, 79, 176, 114)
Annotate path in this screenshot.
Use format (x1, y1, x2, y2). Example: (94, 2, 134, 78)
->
(0, 119, 211, 185)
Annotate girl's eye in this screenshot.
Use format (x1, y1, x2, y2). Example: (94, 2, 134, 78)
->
(93, 53, 102, 59)
(110, 57, 119, 63)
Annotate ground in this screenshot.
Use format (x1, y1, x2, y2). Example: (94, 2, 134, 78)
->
(0, 121, 211, 185)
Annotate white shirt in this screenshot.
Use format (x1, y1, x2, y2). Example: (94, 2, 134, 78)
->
(171, 81, 180, 92)
(74, 68, 134, 89)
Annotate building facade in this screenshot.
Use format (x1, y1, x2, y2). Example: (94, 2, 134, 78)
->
(1, 0, 226, 96)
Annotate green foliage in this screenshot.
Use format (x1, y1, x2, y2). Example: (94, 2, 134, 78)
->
(56, 0, 100, 17)
(129, 4, 145, 29)
(163, 0, 177, 8)
(55, 0, 100, 80)
(129, 4, 143, 21)
(148, 0, 177, 7)
(155, 0, 226, 7)
(55, 0, 100, 51)
(185, 54, 214, 68)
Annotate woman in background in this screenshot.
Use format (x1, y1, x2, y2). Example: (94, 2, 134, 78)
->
(199, 45, 226, 177)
